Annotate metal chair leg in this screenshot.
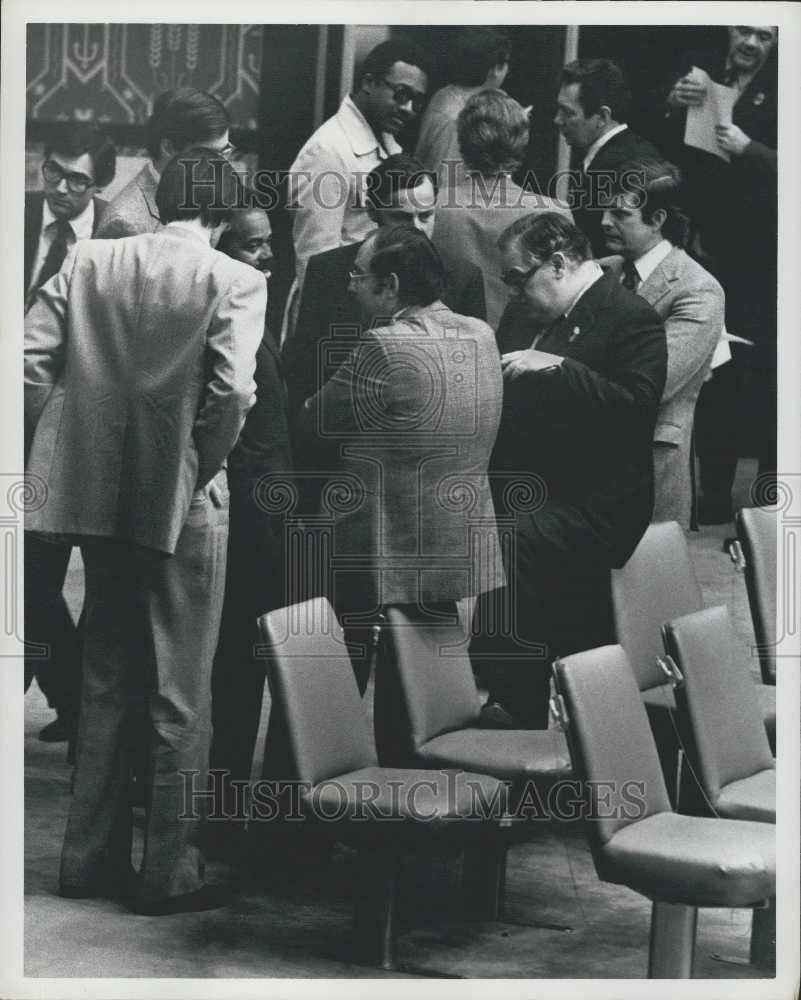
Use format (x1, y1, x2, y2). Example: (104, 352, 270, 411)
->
(463, 836, 507, 920)
(352, 845, 400, 970)
(648, 901, 698, 978)
(750, 898, 776, 970)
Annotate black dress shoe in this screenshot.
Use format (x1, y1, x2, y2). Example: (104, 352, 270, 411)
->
(60, 866, 139, 900)
(130, 884, 231, 915)
(479, 700, 522, 730)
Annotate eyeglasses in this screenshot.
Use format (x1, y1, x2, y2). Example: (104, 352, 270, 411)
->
(218, 141, 237, 158)
(380, 78, 427, 114)
(348, 269, 372, 282)
(501, 263, 540, 290)
(42, 160, 95, 194)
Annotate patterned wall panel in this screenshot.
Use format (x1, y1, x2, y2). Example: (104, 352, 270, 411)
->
(26, 24, 263, 130)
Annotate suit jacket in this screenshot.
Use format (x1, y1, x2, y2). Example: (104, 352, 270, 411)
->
(283, 238, 486, 417)
(225, 323, 295, 615)
(94, 164, 161, 238)
(433, 174, 573, 329)
(571, 128, 662, 256)
(24, 191, 108, 295)
(24, 226, 266, 554)
(494, 270, 667, 568)
(297, 301, 506, 608)
(654, 49, 776, 297)
(605, 248, 724, 527)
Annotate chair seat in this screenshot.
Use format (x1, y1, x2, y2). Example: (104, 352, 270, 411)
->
(307, 766, 509, 843)
(415, 727, 572, 783)
(643, 681, 776, 754)
(716, 767, 776, 823)
(600, 811, 775, 908)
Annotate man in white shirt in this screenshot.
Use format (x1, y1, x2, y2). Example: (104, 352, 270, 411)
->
(554, 59, 660, 255)
(23, 124, 116, 752)
(600, 158, 724, 528)
(288, 39, 429, 291)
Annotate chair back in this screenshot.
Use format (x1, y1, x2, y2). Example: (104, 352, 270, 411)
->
(662, 605, 774, 806)
(611, 522, 703, 691)
(552, 645, 671, 848)
(258, 598, 376, 786)
(376, 606, 482, 761)
(737, 507, 777, 684)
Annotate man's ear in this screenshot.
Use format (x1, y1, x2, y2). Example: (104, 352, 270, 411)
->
(649, 208, 667, 232)
(551, 252, 567, 276)
(380, 271, 400, 298)
(160, 137, 175, 161)
(596, 104, 613, 126)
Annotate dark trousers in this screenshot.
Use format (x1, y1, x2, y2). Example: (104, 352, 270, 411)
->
(24, 532, 82, 721)
(59, 477, 229, 900)
(470, 542, 613, 728)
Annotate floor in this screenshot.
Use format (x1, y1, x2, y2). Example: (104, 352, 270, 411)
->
(22, 461, 778, 982)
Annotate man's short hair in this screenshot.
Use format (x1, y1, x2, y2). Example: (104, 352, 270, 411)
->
(560, 58, 630, 122)
(457, 89, 529, 175)
(43, 124, 117, 189)
(499, 212, 592, 264)
(155, 147, 243, 227)
(450, 28, 511, 87)
(146, 88, 229, 161)
(354, 39, 431, 89)
(369, 224, 446, 306)
(366, 154, 438, 211)
(615, 158, 691, 248)
(216, 191, 266, 254)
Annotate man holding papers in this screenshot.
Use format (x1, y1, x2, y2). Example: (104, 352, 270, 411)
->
(655, 26, 777, 521)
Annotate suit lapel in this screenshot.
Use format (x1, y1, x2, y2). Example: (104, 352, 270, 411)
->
(24, 192, 44, 293)
(638, 248, 680, 308)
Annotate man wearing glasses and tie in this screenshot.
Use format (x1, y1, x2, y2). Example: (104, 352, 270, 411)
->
(288, 39, 430, 293)
(23, 123, 116, 755)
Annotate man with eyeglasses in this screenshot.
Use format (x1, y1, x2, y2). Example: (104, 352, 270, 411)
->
(470, 212, 666, 730)
(288, 39, 430, 292)
(24, 123, 116, 754)
(95, 87, 232, 239)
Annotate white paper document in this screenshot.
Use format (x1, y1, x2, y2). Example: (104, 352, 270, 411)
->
(683, 66, 737, 162)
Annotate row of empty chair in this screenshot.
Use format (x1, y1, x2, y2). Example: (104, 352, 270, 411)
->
(250, 513, 777, 975)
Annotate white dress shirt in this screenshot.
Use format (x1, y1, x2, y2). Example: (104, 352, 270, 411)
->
(289, 95, 401, 289)
(582, 123, 629, 172)
(28, 197, 95, 294)
(630, 238, 673, 288)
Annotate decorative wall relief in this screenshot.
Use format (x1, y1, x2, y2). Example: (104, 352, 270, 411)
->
(26, 23, 263, 130)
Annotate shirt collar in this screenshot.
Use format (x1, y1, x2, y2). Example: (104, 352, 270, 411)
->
(163, 220, 212, 245)
(564, 261, 604, 316)
(583, 122, 628, 171)
(41, 196, 95, 241)
(338, 94, 402, 158)
(633, 239, 673, 284)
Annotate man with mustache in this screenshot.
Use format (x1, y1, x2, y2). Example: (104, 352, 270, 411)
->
(289, 40, 430, 292)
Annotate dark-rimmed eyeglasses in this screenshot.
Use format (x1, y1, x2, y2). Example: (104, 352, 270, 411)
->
(501, 263, 540, 290)
(380, 78, 427, 114)
(42, 160, 95, 194)
(348, 269, 372, 282)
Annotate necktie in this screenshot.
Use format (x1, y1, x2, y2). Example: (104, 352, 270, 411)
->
(34, 219, 72, 290)
(621, 259, 639, 292)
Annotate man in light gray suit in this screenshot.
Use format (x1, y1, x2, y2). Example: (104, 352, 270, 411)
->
(601, 159, 724, 528)
(25, 149, 265, 913)
(297, 225, 505, 693)
(95, 88, 232, 238)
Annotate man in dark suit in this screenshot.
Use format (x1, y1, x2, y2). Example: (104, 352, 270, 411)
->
(655, 26, 777, 520)
(554, 59, 661, 255)
(283, 153, 486, 419)
(25, 149, 264, 913)
(24, 124, 116, 750)
(210, 203, 294, 825)
(471, 213, 666, 728)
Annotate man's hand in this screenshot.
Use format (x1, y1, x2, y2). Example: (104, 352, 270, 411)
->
(715, 123, 751, 157)
(501, 349, 564, 381)
(666, 75, 707, 108)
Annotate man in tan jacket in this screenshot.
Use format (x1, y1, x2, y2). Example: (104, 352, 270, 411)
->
(25, 149, 265, 914)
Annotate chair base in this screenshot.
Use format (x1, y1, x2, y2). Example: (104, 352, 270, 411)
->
(462, 838, 507, 920)
(648, 901, 698, 978)
(750, 898, 776, 970)
(352, 845, 400, 970)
